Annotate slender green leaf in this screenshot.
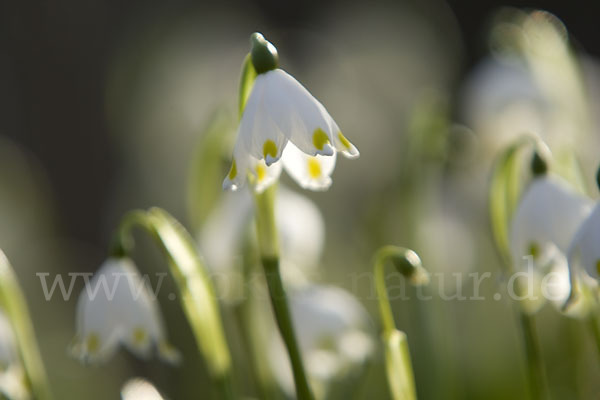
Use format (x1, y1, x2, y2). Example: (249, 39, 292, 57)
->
(0, 250, 53, 400)
(146, 208, 232, 380)
(488, 136, 536, 268)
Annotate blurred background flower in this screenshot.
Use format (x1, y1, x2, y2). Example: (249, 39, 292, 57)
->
(1, 0, 600, 398)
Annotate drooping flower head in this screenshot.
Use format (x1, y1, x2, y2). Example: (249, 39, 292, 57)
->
(71, 257, 180, 364)
(224, 33, 359, 193)
(509, 153, 594, 314)
(510, 162, 592, 271)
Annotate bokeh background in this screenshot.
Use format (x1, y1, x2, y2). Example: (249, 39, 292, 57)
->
(1, 0, 599, 399)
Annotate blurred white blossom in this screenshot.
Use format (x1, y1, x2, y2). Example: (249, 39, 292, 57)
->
(268, 284, 374, 398)
(71, 257, 180, 364)
(121, 378, 165, 400)
(0, 311, 30, 400)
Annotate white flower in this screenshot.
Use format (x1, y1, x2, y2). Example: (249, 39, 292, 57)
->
(121, 378, 165, 400)
(0, 311, 30, 400)
(223, 68, 358, 192)
(200, 187, 325, 302)
(268, 285, 374, 398)
(71, 257, 180, 364)
(510, 175, 593, 270)
(568, 203, 600, 280)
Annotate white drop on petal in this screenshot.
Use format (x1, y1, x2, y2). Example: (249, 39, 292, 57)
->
(282, 143, 336, 191)
(509, 175, 592, 269)
(72, 257, 179, 364)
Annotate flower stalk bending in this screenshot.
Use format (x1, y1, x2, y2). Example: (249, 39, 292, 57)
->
(374, 245, 428, 400)
(112, 208, 235, 400)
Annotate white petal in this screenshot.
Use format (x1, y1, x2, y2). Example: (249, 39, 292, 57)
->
(264, 69, 337, 156)
(282, 143, 336, 191)
(568, 203, 600, 280)
(223, 138, 250, 191)
(239, 73, 288, 164)
(224, 131, 284, 192)
(251, 158, 283, 194)
(121, 378, 165, 400)
(509, 175, 592, 268)
(330, 119, 359, 159)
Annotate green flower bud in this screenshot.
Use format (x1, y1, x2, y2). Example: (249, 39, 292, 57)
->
(390, 249, 429, 286)
(530, 150, 548, 176)
(250, 32, 279, 74)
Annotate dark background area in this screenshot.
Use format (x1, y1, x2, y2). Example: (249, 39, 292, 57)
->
(0, 0, 597, 245)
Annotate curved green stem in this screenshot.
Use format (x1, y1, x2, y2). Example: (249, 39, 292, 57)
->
(0, 250, 53, 400)
(113, 208, 235, 400)
(253, 185, 314, 400)
(373, 246, 419, 400)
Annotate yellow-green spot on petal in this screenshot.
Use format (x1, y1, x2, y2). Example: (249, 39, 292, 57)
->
(228, 159, 237, 180)
(133, 327, 147, 346)
(87, 333, 100, 354)
(307, 158, 321, 179)
(313, 128, 330, 150)
(527, 241, 540, 260)
(256, 164, 267, 182)
(263, 140, 278, 159)
(596, 260, 600, 276)
(337, 131, 351, 149)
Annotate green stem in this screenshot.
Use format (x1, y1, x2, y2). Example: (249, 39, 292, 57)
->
(373, 246, 418, 400)
(253, 186, 314, 400)
(518, 311, 548, 400)
(0, 250, 53, 400)
(233, 238, 280, 400)
(374, 247, 400, 333)
(114, 209, 235, 400)
(588, 313, 600, 362)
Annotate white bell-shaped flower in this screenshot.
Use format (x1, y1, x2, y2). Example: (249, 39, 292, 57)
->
(71, 257, 180, 364)
(510, 175, 593, 270)
(568, 203, 600, 280)
(268, 285, 374, 398)
(0, 311, 30, 400)
(121, 378, 165, 400)
(224, 34, 358, 192)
